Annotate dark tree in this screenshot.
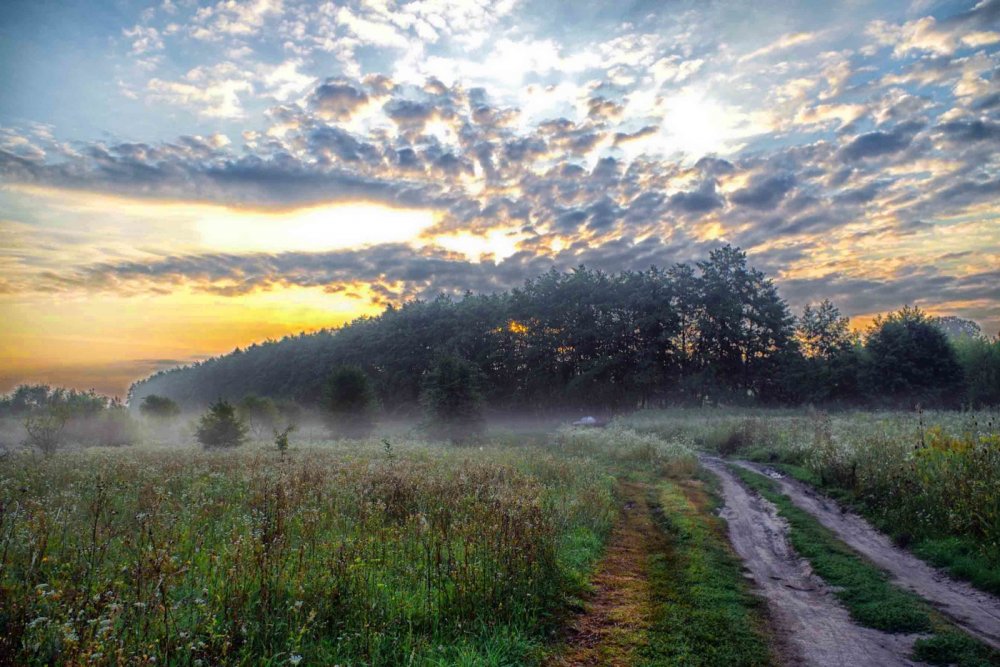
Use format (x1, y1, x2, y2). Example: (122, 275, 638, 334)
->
(423, 356, 484, 443)
(791, 300, 862, 404)
(953, 335, 1000, 407)
(864, 306, 963, 406)
(195, 399, 247, 449)
(798, 300, 852, 359)
(323, 366, 376, 438)
(139, 394, 181, 419)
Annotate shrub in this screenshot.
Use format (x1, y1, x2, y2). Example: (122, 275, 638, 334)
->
(422, 356, 484, 443)
(195, 399, 247, 449)
(23, 408, 67, 455)
(274, 425, 294, 454)
(139, 394, 181, 419)
(323, 366, 376, 438)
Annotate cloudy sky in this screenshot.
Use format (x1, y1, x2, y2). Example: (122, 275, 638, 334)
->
(1, 0, 998, 396)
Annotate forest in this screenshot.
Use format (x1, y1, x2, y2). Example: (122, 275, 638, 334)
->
(126, 246, 1000, 413)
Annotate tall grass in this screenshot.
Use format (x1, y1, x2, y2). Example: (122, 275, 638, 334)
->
(0, 439, 614, 665)
(625, 408, 1000, 590)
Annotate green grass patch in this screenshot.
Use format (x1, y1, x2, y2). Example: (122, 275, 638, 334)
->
(556, 525, 608, 601)
(913, 632, 1000, 667)
(0, 444, 617, 666)
(640, 480, 773, 666)
(734, 466, 1000, 666)
(911, 537, 1000, 596)
(735, 466, 931, 633)
(752, 459, 1000, 597)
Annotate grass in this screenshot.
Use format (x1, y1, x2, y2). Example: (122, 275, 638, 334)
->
(5, 409, 999, 665)
(625, 407, 1000, 597)
(734, 466, 1000, 666)
(749, 459, 1000, 597)
(640, 478, 773, 666)
(0, 439, 615, 666)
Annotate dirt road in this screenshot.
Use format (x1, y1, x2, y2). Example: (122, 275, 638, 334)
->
(701, 457, 924, 666)
(549, 482, 665, 666)
(734, 460, 1000, 651)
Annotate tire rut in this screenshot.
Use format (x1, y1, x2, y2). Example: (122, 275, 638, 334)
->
(700, 456, 924, 667)
(734, 460, 1000, 651)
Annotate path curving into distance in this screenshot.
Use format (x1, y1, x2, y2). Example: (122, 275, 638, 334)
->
(734, 460, 1000, 651)
(700, 457, 924, 667)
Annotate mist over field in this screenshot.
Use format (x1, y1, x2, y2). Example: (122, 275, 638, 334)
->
(2, 0, 999, 665)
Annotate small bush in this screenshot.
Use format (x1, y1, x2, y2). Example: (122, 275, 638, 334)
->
(195, 399, 247, 449)
(422, 356, 484, 444)
(323, 366, 376, 438)
(274, 425, 294, 454)
(139, 394, 181, 419)
(23, 408, 67, 455)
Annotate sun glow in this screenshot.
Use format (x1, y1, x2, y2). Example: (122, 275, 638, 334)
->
(428, 229, 525, 261)
(196, 202, 438, 252)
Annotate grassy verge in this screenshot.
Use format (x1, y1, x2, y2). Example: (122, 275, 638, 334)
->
(748, 458, 1000, 597)
(735, 466, 1000, 667)
(640, 478, 773, 666)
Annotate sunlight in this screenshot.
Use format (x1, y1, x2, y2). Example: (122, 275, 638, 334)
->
(662, 89, 734, 158)
(196, 202, 438, 252)
(428, 229, 524, 261)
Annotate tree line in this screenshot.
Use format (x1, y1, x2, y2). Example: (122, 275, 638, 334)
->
(122, 245, 998, 413)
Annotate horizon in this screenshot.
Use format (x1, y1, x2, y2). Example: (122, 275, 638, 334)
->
(2, 0, 999, 397)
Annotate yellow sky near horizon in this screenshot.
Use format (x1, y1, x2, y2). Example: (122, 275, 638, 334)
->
(2, 178, 998, 398)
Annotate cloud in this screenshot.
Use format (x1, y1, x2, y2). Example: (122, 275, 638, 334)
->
(739, 31, 818, 62)
(310, 79, 371, 120)
(730, 173, 796, 209)
(840, 121, 923, 161)
(936, 118, 1000, 143)
(148, 63, 254, 118)
(3, 0, 1000, 338)
(191, 0, 283, 40)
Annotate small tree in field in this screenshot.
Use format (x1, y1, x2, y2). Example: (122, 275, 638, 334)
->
(139, 394, 181, 420)
(237, 394, 278, 439)
(422, 356, 484, 444)
(23, 407, 67, 455)
(323, 366, 376, 438)
(196, 399, 247, 449)
(274, 425, 295, 457)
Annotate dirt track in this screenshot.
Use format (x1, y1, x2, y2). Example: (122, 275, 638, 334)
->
(700, 457, 924, 666)
(734, 460, 1000, 651)
(549, 482, 664, 666)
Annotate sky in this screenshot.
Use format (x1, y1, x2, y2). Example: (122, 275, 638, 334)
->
(1, 0, 999, 397)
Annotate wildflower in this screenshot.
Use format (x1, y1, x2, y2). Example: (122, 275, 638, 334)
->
(289, 655, 303, 665)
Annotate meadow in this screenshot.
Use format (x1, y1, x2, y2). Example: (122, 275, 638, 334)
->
(2, 409, 999, 666)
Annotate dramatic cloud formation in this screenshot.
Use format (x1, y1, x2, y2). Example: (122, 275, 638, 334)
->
(1, 0, 998, 394)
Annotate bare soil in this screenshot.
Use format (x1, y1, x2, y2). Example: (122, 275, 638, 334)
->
(701, 457, 925, 667)
(549, 481, 666, 666)
(735, 460, 1000, 651)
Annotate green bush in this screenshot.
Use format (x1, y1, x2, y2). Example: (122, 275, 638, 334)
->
(139, 394, 181, 419)
(422, 356, 484, 443)
(195, 399, 247, 449)
(322, 366, 376, 438)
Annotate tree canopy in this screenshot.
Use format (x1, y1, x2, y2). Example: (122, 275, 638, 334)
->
(125, 246, 1000, 412)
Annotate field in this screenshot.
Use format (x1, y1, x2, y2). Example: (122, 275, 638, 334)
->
(2, 409, 999, 666)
